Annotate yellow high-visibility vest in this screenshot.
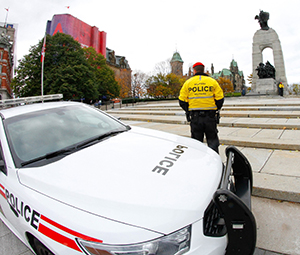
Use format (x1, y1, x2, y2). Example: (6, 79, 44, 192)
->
(179, 75, 224, 111)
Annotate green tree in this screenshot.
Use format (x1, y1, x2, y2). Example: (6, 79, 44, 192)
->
(12, 33, 98, 101)
(44, 33, 96, 101)
(11, 43, 43, 97)
(84, 47, 120, 100)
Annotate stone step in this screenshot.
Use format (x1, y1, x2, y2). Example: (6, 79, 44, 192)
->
(116, 105, 300, 111)
(109, 112, 300, 131)
(107, 100, 300, 152)
(110, 109, 300, 119)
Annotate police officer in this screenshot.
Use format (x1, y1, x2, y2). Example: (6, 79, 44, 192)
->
(179, 62, 224, 153)
(278, 82, 284, 96)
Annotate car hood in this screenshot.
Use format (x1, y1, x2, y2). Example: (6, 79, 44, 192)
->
(18, 126, 222, 234)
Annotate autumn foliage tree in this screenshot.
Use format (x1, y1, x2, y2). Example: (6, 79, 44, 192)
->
(247, 73, 253, 85)
(117, 71, 132, 98)
(217, 77, 234, 95)
(145, 73, 185, 98)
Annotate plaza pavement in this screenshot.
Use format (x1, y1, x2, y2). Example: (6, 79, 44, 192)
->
(1, 95, 300, 255)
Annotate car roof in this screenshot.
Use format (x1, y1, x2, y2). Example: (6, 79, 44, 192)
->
(0, 101, 83, 119)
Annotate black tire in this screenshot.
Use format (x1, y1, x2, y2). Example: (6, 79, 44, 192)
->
(32, 238, 55, 255)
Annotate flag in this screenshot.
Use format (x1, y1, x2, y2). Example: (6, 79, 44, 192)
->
(41, 35, 46, 63)
(5, 8, 9, 11)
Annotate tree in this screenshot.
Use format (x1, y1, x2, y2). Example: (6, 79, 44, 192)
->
(145, 72, 184, 98)
(12, 33, 95, 100)
(247, 73, 253, 85)
(217, 77, 234, 95)
(165, 73, 185, 98)
(84, 47, 120, 100)
(44, 33, 98, 101)
(145, 73, 167, 98)
(153, 59, 171, 75)
(131, 71, 148, 98)
(11, 43, 43, 97)
(12, 33, 119, 102)
(117, 70, 132, 99)
(290, 83, 300, 95)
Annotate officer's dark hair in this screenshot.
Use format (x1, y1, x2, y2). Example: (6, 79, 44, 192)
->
(193, 65, 205, 73)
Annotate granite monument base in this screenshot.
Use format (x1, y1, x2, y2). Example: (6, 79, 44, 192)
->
(255, 78, 277, 95)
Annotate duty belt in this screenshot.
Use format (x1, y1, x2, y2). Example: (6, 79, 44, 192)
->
(192, 110, 216, 117)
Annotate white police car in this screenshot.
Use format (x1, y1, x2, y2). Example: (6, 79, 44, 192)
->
(0, 95, 256, 255)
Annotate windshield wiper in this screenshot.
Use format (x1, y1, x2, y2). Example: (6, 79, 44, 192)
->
(76, 129, 128, 149)
(21, 146, 76, 167)
(20, 129, 129, 167)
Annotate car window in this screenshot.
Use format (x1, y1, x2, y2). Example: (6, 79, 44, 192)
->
(0, 144, 7, 175)
(3, 105, 127, 167)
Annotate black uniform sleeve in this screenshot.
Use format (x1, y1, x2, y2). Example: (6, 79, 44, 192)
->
(179, 99, 189, 112)
(215, 98, 224, 110)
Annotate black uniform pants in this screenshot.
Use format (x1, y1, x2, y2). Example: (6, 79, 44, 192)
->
(190, 111, 220, 153)
(279, 88, 284, 96)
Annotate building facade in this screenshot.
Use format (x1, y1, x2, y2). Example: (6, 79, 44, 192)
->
(169, 53, 245, 92)
(211, 59, 245, 91)
(170, 52, 184, 76)
(0, 24, 15, 99)
(46, 14, 131, 95)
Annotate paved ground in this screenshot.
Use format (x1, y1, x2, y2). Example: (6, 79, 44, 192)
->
(1, 95, 299, 255)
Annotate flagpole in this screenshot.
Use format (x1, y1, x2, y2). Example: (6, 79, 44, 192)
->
(41, 32, 46, 102)
(4, 8, 9, 27)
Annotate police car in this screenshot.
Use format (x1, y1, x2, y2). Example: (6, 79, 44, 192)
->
(0, 95, 256, 255)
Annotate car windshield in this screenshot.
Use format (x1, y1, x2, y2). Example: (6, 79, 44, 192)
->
(4, 104, 129, 168)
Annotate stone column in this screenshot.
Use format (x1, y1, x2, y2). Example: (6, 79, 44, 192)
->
(252, 28, 287, 94)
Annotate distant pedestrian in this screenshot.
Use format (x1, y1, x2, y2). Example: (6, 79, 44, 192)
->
(179, 62, 224, 153)
(242, 87, 246, 96)
(279, 82, 284, 96)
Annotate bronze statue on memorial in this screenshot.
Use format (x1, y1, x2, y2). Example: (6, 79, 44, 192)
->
(256, 61, 276, 79)
(255, 10, 269, 30)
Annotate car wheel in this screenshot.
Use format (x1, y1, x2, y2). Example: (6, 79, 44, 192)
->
(32, 238, 55, 255)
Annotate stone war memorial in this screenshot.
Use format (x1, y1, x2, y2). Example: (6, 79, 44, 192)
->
(252, 10, 288, 95)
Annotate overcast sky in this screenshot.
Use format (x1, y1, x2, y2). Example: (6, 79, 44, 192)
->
(2, 0, 300, 86)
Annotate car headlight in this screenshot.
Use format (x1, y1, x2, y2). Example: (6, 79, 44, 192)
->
(77, 225, 191, 255)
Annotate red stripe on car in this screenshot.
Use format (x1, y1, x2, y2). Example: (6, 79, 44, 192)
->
(0, 184, 5, 199)
(0, 189, 5, 199)
(38, 223, 82, 252)
(41, 215, 103, 243)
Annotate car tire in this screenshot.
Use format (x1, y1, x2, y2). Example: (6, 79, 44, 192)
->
(32, 237, 55, 255)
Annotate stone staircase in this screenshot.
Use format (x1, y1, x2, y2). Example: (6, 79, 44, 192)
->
(107, 97, 300, 151)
